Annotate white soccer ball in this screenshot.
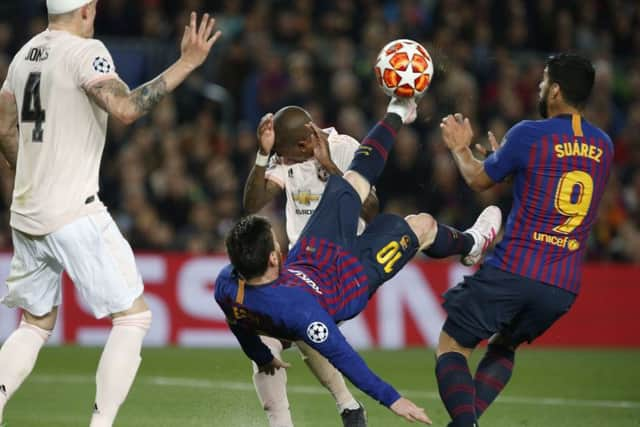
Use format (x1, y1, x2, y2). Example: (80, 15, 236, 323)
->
(374, 39, 434, 98)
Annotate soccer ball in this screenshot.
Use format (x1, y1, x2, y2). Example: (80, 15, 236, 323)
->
(374, 39, 434, 98)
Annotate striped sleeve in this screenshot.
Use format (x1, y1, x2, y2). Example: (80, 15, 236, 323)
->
(295, 306, 401, 407)
(484, 121, 532, 182)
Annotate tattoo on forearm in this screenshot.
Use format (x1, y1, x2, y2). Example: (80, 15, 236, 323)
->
(87, 77, 167, 117)
(130, 77, 167, 114)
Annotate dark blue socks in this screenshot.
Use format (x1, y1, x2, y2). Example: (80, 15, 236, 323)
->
(423, 224, 474, 258)
(474, 344, 515, 417)
(348, 113, 402, 186)
(436, 352, 477, 427)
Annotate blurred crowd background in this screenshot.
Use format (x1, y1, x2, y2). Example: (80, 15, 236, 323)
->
(0, 0, 638, 262)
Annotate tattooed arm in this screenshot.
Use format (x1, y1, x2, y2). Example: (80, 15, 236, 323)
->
(86, 12, 221, 125)
(0, 91, 18, 171)
(86, 76, 168, 125)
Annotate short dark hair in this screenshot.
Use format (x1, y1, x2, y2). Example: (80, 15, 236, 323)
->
(225, 215, 274, 280)
(273, 106, 312, 154)
(546, 53, 595, 109)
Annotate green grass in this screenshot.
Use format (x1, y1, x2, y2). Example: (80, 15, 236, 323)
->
(4, 347, 640, 426)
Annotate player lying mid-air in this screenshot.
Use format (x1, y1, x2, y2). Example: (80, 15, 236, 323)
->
(215, 97, 502, 425)
(243, 106, 378, 426)
(435, 53, 613, 427)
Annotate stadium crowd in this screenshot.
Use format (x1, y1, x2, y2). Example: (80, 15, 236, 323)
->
(0, 0, 638, 262)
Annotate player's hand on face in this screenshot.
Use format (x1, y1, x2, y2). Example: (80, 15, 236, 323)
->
(390, 397, 432, 424)
(306, 122, 333, 168)
(440, 113, 474, 154)
(475, 130, 500, 158)
(258, 357, 291, 375)
(257, 113, 275, 155)
(180, 12, 222, 70)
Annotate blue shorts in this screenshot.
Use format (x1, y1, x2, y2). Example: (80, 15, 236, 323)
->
(442, 264, 576, 348)
(293, 175, 419, 296)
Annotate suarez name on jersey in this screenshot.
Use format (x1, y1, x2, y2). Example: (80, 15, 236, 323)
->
(483, 114, 613, 294)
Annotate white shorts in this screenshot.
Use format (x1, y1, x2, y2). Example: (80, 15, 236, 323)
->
(1, 212, 144, 318)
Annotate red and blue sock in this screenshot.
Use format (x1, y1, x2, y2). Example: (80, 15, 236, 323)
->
(436, 352, 477, 427)
(474, 344, 515, 417)
(348, 113, 402, 186)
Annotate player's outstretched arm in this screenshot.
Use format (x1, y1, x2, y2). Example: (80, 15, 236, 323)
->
(0, 91, 18, 171)
(297, 310, 431, 424)
(86, 12, 221, 125)
(243, 113, 282, 213)
(440, 113, 495, 191)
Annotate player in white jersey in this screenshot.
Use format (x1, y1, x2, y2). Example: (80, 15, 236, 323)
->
(0, 1, 220, 425)
(243, 106, 377, 427)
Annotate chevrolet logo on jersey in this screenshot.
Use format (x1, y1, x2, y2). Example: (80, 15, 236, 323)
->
(292, 191, 321, 205)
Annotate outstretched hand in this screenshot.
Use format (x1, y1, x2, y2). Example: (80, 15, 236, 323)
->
(258, 357, 291, 376)
(475, 130, 500, 158)
(390, 397, 432, 424)
(440, 113, 474, 154)
(180, 12, 222, 70)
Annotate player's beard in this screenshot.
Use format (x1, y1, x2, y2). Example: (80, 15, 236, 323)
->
(538, 91, 549, 119)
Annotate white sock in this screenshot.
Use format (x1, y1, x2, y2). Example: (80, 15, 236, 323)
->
(252, 336, 293, 427)
(0, 321, 51, 422)
(296, 341, 359, 412)
(89, 311, 151, 427)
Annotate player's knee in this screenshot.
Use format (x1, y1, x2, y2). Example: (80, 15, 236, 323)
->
(112, 310, 152, 332)
(436, 330, 473, 359)
(405, 213, 437, 250)
(343, 170, 370, 202)
(112, 295, 149, 318)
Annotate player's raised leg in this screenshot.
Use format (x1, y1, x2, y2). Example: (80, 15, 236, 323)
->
(90, 296, 152, 427)
(252, 336, 294, 427)
(296, 342, 366, 427)
(0, 309, 55, 423)
(341, 98, 417, 202)
(422, 206, 502, 265)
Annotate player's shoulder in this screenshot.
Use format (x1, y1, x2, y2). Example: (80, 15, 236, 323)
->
(584, 119, 613, 148)
(9, 32, 45, 66)
(508, 119, 544, 135)
(500, 120, 541, 148)
(214, 264, 238, 299)
(68, 37, 110, 58)
(327, 127, 359, 150)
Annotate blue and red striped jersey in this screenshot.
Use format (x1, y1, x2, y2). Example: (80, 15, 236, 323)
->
(285, 236, 370, 320)
(484, 114, 613, 294)
(214, 241, 401, 407)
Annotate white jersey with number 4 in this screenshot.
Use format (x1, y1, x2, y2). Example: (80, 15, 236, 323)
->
(1, 29, 119, 235)
(265, 128, 361, 245)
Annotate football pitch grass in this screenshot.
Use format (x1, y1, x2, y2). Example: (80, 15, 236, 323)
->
(4, 347, 639, 426)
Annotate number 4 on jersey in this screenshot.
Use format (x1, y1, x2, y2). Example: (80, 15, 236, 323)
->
(21, 72, 46, 143)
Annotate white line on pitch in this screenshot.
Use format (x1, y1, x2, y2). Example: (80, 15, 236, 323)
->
(29, 374, 640, 410)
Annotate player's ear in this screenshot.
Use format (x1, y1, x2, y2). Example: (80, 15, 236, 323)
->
(268, 250, 279, 266)
(298, 138, 314, 156)
(550, 82, 561, 101)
